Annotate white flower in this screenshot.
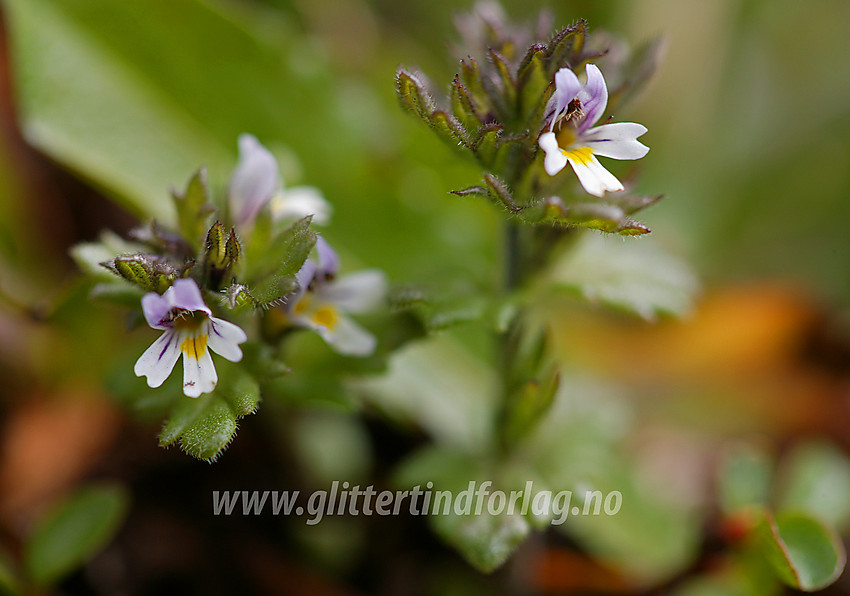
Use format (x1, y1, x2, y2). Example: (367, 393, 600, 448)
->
(134, 279, 247, 398)
(229, 134, 332, 227)
(286, 237, 386, 357)
(538, 64, 649, 197)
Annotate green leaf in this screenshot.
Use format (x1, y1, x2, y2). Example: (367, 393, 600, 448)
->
(487, 49, 516, 115)
(776, 441, 850, 530)
(757, 511, 846, 591)
(719, 444, 774, 514)
(172, 167, 212, 249)
(394, 447, 530, 573)
(352, 335, 498, 451)
(546, 234, 699, 320)
(158, 362, 261, 461)
(3, 0, 235, 221)
(246, 216, 317, 307)
(25, 483, 129, 587)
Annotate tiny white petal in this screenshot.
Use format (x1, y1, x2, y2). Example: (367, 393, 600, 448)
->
(134, 330, 181, 388)
(321, 270, 387, 314)
(208, 318, 247, 362)
(182, 349, 217, 398)
(271, 186, 333, 226)
(582, 123, 649, 160)
(320, 315, 377, 357)
(539, 132, 568, 176)
(568, 154, 624, 197)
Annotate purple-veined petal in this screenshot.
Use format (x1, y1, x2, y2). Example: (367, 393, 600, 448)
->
(577, 64, 608, 132)
(581, 123, 649, 160)
(134, 330, 181, 387)
(141, 292, 171, 329)
(568, 153, 624, 197)
(321, 270, 386, 314)
(208, 317, 247, 362)
(539, 131, 568, 176)
(271, 186, 332, 226)
(229, 134, 280, 228)
(182, 345, 217, 398)
(546, 68, 582, 128)
(166, 279, 211, 316)
(315, 236, 340, 278)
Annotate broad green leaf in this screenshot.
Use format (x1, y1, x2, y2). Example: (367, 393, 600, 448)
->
(352, 335, 497, 451)
(719, 444, 774, 514)
(757, 511, 846, 592)
(159, 362, 260, 461)
(546, 233, 699, 320)
(25, 483, 129, 587)
(776, 442, 850, 530)
(3, 0, 233, 221)
(394, 447, 530, 573)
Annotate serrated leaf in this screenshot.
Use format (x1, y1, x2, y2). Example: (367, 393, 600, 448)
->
(25, 483, 129, 587)
(757, 511, 846, 592)
(547, 234, 699, 320)
(158, 362, 260, 461)
(396, 68, 436, 122)
(246, 215, 316, 282)
(172, 167, 212, 249)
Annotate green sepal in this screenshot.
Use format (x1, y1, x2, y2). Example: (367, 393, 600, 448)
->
(429, 109, 471, 148)
(460, 57, 489, 110)
(172, 167, 213, 250)
(516, 45, 551, 127)
(396, 67, 436, 122)
(450, 75, 484, 135)
(487, 49, 516, 115)
(158, 361, 261, 461)
(107, 254, 177, 293)
(546, 20, 587, 76)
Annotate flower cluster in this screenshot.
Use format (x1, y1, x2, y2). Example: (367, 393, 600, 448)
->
(397, 16, 661, 235)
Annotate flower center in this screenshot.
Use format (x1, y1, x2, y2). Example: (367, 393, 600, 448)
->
(180, 333, 209, 359)
(170, 310, 208, 331)
(312, 305, 338, 330)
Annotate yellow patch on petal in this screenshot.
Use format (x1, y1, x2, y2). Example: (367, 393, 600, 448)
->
(561, 146, 594, 165)
(180, 334, 208, 360)
(312, 305, 338, 330)
(293, 295, 311, 316)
